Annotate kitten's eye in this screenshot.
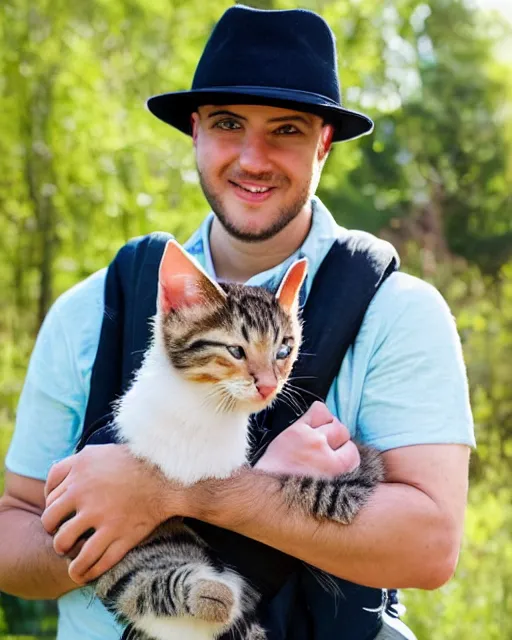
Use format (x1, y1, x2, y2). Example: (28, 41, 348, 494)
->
(227, 345, 246, 360)
(276, 344, 292, 360)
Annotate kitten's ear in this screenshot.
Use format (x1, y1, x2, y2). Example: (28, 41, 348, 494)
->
(158, 240, 226, 314)
(276, 258, 308, 313)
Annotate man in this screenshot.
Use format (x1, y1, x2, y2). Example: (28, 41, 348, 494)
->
(0, 5, 474, 640)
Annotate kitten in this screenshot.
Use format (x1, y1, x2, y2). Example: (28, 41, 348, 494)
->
(94, 240, 383, 640)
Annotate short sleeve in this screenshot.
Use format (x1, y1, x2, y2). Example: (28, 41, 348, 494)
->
(5, 270, 105, 480)
(357, 274, 475, 451)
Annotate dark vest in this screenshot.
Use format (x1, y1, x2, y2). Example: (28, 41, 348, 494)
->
(78, 230, 400, 640)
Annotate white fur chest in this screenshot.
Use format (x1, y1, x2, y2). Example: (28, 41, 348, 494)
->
(114, 344, 251, 485)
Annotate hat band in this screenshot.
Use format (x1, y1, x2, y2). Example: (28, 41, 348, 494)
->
(189, 85, 342, 108)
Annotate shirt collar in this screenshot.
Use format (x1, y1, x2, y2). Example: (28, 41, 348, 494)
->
(184, 196, 342, 297)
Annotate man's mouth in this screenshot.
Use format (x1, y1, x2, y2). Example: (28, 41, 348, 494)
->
(229, 180, 274, 195)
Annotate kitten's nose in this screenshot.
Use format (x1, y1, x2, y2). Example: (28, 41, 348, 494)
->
(256, 383, 277, 399)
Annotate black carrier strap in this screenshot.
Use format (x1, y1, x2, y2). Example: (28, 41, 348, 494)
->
(79, 232, 171, 449)
(252, 229, 399, 455)
(80, 230, 399, 640)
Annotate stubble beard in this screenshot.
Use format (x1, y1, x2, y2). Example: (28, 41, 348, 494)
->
(198, 167, 312, 243)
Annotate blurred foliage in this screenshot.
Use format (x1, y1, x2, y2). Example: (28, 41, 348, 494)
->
(0, 0, 511, 638)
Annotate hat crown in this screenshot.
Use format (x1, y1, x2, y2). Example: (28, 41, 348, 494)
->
(146, 5, 374, 143)
(192, 5, 341, 105)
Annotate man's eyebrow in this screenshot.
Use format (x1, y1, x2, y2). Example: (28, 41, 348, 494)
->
(207, 109, 247, 120)
(205, 109, 313, 127)
(267, 114, 313, 127)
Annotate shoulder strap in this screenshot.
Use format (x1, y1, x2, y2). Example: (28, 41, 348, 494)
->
(78, 232, 172, 451)
(251, 229, 399, 458)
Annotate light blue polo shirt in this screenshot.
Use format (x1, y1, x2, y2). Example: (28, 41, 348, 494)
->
(6, 197, 475, 640)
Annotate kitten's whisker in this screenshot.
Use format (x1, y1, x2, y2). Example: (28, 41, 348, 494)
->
(281, 384, 310, 411)
(202, 385, 220, 401)
(279, 398, 303, 418)
(216, 391, 232, 414)
(303, 564, 342, 611)
(250, 440, 272, 464)
(275, 389, 298, 413)
(202, 388, 224, 411)
(279, 388, 305, 415)
(227, 395, 237, 413)
(214, 387, 239, 415)
(286, 382, 324, 404)
(209, 387, 225, 413)
(248, 442, 266, 463)
(278, 394, 304, 417)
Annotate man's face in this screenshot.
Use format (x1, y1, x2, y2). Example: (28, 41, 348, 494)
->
(191, 104, 333, 243)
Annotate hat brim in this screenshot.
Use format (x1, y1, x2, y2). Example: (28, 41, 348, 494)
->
(146, 86, 373, 143)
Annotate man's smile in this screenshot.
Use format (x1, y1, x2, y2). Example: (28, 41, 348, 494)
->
(228, 180, 276, 202)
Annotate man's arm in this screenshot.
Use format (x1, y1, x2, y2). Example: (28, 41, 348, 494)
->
(0, 471, 77, 599)
(0, 271, 108, 599)
(41, 416, 469, 589)
(192, 442, 469, 590)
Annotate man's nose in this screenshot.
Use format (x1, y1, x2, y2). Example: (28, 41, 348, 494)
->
(238, 133, 274, 175)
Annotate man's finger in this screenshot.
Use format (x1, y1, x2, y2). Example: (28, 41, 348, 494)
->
(41, 491, 78, 535)
(66, 536, 88, 561)
(315, 419, 351, 450)
(301, 401, 333, 428)
(45, 457, 73, 498)
(69, 535, 128, 584)
(332, 441, 361, 474)
(53, 513, 93, 556)
(45, 478, 69, 509)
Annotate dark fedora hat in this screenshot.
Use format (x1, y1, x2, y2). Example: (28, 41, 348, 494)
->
(146, 5, 373, 143)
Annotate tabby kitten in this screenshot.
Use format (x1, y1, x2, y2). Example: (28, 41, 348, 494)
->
(95, 240, 383, 640)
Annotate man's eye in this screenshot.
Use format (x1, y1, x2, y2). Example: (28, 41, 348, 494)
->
(214, 120, 241, 131)
(275, 124, 300, 135)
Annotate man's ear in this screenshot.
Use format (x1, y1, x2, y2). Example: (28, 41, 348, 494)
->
(319, 124, 334, 159)
(191, 112, 199, 144)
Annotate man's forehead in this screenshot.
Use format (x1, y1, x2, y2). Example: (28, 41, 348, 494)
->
(196, 104, 320, 126)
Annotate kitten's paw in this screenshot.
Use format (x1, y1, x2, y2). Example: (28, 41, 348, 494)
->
(188, 579, 235, 624)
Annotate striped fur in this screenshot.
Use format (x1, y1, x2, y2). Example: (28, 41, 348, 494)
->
(279, 444, 384, 524)
(96, 520, 264, 640)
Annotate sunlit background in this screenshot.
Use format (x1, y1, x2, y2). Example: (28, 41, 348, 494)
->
(1, 0, 511, 637)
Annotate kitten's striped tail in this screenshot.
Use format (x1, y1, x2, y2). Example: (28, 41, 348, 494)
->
(280, 443, 384, 524)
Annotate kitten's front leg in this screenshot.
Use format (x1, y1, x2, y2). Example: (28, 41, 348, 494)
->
(280, 443, 384, 524)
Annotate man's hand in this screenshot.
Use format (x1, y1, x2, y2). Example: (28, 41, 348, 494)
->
(41, 404, 357, 585)
(41, 444, 185, 584)
(255, 401, 360, 477)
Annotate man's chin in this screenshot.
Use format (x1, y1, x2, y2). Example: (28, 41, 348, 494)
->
(223, 224, 285, 243)
(217, 209, 299, 243)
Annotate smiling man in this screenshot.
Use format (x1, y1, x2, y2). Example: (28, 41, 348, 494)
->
(194, 104, 334, 282)
(0, 5, 474, 640)
(194, 105, 328, 242)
